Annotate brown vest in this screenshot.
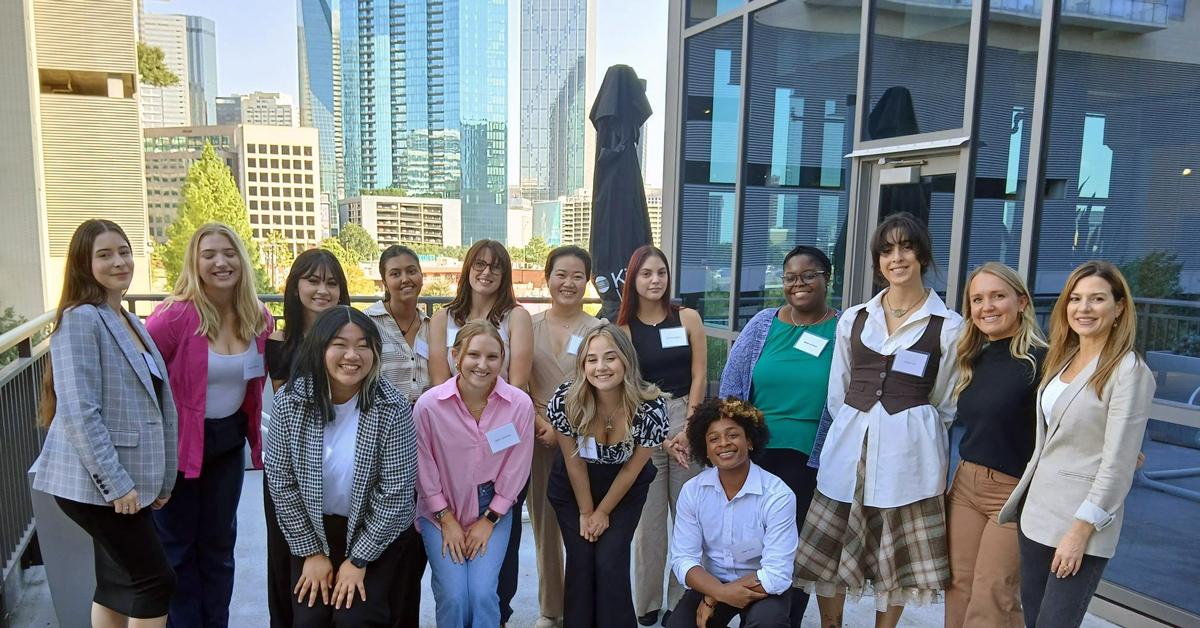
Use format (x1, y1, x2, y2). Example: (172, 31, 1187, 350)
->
(844, 308, 944, 414)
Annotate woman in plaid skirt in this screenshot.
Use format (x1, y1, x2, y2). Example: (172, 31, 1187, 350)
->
(794, 212, 962, 628)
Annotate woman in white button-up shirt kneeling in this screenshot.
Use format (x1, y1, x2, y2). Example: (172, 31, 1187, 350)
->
(667, 398, 798, 628)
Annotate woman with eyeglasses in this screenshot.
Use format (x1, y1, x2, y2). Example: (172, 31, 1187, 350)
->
(718, 245, 838, 627)
(429, 239, 533, 626)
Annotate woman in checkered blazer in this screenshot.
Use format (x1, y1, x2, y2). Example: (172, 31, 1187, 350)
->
(265, 306, 418, 627)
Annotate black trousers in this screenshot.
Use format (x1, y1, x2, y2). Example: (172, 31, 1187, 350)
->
(497, 479, 529, 624)
(265, 476, 293, 628)
(289, 514, 405, 628)
(666, 588, 793, 628)
(387, 523, 426, 628)
(754, 448, 818, 628)
(1018, 529, 1109, 628)
(55, 497, 177, 618)
(547, 450, 656, 628)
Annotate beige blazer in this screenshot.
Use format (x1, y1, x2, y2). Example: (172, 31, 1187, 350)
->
(998, 351, 1154, 558)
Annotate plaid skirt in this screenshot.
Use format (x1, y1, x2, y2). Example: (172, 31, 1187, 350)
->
(794, 442, 950, 611)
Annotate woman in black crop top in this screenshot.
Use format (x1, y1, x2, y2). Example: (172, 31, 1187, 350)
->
(616, 245, 707, 625)
(263, 249, 350, 628)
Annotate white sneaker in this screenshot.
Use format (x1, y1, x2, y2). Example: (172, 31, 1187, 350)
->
(533, 617, 560, 628)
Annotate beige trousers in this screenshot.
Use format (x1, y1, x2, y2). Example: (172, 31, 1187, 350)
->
(529, 438, 565, 619)
(633, 395, 699, 616)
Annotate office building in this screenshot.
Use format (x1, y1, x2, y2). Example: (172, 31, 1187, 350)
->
(185, 16, 217, 125)
(139, 13, 191, 128)
(216, 92, 299, 127)
(297, 0, 344, 228)
(664, 1, 1200, 625)
(508, 202, 534, 249)
(646, 186, 663, 247)
(144, 124, 321, 257)
(533, 200, 563, 246)
(1, 0, 151, 317)
(559, 190, 591, 247)
(341, 0, 508, 243)
(339, 196, 462, 249)
(520, 0, 598, 202)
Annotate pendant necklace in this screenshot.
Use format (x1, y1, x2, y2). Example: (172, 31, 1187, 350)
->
(885, 289, 928, 318)
(603, 402, 623, 431)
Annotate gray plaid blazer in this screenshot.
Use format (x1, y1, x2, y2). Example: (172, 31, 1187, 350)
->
(33, 304, 179, 506)
(265, 376, 417, 563)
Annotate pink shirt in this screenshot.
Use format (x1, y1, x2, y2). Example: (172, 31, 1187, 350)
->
(414, 376, 534, 531)
(146, 300, 273, 478)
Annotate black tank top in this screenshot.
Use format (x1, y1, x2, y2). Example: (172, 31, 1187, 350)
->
(628, 308, 693, 397)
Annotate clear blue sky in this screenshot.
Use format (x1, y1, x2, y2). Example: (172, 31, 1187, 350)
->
(145, 0, 669, 186)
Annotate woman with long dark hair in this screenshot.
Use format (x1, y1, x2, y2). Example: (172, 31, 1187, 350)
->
(266, 306, 417, 626)
(616, 245, 706, 626)
(146, 223, 273, 627)
(33, 219, 178, 628)
(263, 248, 350, 627)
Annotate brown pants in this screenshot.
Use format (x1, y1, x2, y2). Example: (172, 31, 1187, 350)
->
(529, 437, 566, 618)
(945, 460, 1024, 628)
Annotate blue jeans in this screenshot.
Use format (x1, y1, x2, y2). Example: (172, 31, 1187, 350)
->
(421, 483, 514, 628)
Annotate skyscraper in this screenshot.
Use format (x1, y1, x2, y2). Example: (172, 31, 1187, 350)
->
(341, 0, 508, 243)
(297, 0, 344, 230)
(217, 92, 300, 127)
(520, 0, 597, 202)
(140, 13, 191, 127)
(185, 15, 217, 125)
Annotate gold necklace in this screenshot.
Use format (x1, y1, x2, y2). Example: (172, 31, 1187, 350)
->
(602, 402, 623, 431)
(885, 289, 928, 318)
(787, 305, 831, 327)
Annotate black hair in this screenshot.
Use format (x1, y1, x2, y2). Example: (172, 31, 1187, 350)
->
(286, 306, 384, 423)
(544, 245, 593, 280)
(379, 245, 422, 301)
(783, 245, 833, 274)
(281, 249, 352, 373)
(870, 211, 935, 285)
(685, 397, 771, 468)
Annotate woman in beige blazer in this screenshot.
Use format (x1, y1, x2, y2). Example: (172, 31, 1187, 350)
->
(998, 260, 1154, 628)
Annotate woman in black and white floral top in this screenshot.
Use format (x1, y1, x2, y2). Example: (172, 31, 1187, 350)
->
(546, 323, 678, 628)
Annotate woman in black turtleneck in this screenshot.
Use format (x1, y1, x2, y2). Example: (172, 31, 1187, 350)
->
(944, 263, 1046, 628)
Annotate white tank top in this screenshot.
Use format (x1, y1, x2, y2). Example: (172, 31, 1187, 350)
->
(446, 309, 513, 382)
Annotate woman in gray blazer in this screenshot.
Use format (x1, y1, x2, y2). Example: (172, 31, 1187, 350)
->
(999, 260, 1155, 628)
(32, 220, 179, 628)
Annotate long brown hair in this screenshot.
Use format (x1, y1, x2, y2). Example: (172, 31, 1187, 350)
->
(164, 222, 266, 342)
(562, 324, 663, 454)
(1041, 260, 1139, 395)
(953, 263, 1046, 400)
(38, 220, 132, 427)
(444, 240, 518, 327)
(617, 245, 678, 327)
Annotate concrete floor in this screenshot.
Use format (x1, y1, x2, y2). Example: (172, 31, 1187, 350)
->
(10, 471, 1121, 628)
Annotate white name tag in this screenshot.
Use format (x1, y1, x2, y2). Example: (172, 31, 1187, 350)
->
(793, 331, 830, 357)
(567, 334, 584, 355)
(486, 422, 521, 454)
(731, 538, 763, 562)
(243, 350, 266, 380)
(576, 436, 599, 460)
(891, 349, 930, 378)
(414, 338, 430, 360)
(142, 353, 162, 379)
(659, 327, 688, 349)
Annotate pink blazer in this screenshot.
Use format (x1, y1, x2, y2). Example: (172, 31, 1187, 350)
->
(146, 300, 274, 478)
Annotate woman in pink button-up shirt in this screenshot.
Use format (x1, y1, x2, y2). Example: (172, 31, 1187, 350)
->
(414, 320, 534, 628)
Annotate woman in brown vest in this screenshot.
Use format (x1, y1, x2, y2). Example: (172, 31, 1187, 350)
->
(794, 212, 962, 628)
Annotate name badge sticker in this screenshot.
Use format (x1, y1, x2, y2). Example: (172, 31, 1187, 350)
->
(731, 539, 763, 562)
(576, 436, 599, 460)
(793, 331, 830, 357)
(414, 338, 430, 360)
(142, 353, 162, 379)
(660, 327, 688, 349)
(243, 350, 266, 380)
(891, 349, 930, 378)
(567, 334, 584, 355)
(486, 422, 521, 454)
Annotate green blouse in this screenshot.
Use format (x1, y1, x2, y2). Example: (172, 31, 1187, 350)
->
(749, 314, 836, 454)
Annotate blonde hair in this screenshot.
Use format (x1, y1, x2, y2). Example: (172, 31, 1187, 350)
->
(953, 263, 1047, 400)
(563, 324, 663, 450)
(166, 222, 266, 342)
(451, 319, 507, 372)
(1042, 260, 1139, 395)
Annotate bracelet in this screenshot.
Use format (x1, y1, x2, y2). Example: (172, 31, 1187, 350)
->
(701, 598, 716, 609)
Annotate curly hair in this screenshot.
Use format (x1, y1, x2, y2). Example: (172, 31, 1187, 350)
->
(685, 397, 771, 467)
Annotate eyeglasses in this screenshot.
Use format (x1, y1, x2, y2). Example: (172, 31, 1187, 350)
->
(471, 259, 506, 275)
(783, 270, 828, 286)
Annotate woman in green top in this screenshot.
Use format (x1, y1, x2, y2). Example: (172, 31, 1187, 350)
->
(718, 244, 837, 627)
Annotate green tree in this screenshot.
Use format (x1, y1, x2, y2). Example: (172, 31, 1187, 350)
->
(1119, 250, 1184, 300)
(339, 222, 380, 261)
(137, 42, 179, 88)
(321, 240, 377, 297)
(261, 229, 295, 290)
(522, 236, 550, 267)
(159, 143, 270, 292)
(0, 306, 28, 366)
(359, 187, 408, 197)
(423, 277, 456, 298)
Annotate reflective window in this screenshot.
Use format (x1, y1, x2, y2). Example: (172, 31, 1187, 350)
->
(689, 0, 744, 26)
(679, 19, 743, 328)
(863, 1, 973, 140)
(736, 0, 860, 327)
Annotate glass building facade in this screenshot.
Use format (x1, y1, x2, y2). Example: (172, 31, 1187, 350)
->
(184, 16, 217, 126)
(297, 0, 344, 231)
(342, 0, 508, 243)
(520, 0, 595, 201)
(664, 0, 1200, 624)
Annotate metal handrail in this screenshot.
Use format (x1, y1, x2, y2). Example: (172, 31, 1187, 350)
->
(0, 311, 55, 357)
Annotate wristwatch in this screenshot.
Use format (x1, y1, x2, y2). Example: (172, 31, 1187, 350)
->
(349, 555, 368, 569)
(483, 508, 501, 524)
(434, 507, 451, 520)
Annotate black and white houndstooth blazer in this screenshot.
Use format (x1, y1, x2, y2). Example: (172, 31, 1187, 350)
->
(265, 375, 417, 563)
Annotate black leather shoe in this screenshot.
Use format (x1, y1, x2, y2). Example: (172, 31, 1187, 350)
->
(661, 610, 672, 626)
(638, 610, 659, 626)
